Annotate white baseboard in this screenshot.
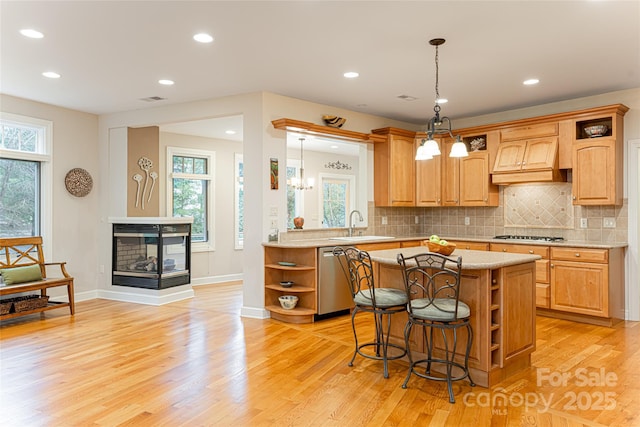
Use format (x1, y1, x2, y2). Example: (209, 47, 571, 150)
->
(191, 273, 243, 286)
(50, 290, 98, 303)
(97, 285, 194, 306)
(241, 306, 270, 319)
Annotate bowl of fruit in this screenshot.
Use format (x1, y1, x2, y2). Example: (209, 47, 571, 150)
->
(424, 235, 456, 256)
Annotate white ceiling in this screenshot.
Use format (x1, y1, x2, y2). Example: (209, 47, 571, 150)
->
(1, 1, 639, 142)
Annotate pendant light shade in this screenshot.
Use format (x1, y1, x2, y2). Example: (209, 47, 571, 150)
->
(449, 136, 469, 158)
(418, 38, 468, 159)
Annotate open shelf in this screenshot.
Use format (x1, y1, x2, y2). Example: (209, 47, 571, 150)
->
(0, 301, 70, 320)
(265, 284, 314, 293)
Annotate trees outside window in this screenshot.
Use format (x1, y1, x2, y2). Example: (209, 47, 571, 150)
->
(167, 147, 215, 251)
(0, 113, 51, 243)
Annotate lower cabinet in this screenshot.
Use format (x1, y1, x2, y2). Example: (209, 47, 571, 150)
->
(549, 247, 625, 324)
(490, 243, 550, 309)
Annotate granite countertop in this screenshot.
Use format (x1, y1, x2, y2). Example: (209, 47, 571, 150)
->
(367, 246, 541, 270)
(263, 235, 627, 249)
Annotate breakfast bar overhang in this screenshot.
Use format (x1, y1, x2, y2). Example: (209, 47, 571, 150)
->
(366, 247, 541, 388)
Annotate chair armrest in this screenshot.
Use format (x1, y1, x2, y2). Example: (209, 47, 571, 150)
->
(43, 262, 72, 278)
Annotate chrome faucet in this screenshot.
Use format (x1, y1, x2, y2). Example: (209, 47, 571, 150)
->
(348, 210, 363, 237)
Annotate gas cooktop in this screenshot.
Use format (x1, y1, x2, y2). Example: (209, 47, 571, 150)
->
(493, 235, 565, 242)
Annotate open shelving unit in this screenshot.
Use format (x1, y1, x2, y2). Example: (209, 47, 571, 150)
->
(264, 246, 317, 324)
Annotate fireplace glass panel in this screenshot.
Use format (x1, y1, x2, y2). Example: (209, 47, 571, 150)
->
(112, 222, 191, 289)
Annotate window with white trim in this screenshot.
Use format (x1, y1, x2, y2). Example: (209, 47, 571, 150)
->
(319, 173, 355, 228)
(167, 147, 215, 252)
(0, 113, 52, 247)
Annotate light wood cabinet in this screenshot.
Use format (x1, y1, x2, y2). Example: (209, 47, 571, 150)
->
(548, 246, 625, 325)
(264, 246, 317, 324)
(571, 104, 628, 206)
(448, 240, 489, 251)
(442, 139, 498, 206)
(492, 136, 563, 184)
(490, 243, 550, 308)
(372, 127, 416, 207)
(415, 136, 442, 206)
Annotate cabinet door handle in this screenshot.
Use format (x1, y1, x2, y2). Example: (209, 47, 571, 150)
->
(503, 249, 507, 252)
(573, 195, 576, 200)
(575, 253, 580, 257)
(551, 264, 554, 268)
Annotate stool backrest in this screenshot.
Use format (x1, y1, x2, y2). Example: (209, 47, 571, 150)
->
(397, 252, 464, 321)
(333, 246, 378, 305)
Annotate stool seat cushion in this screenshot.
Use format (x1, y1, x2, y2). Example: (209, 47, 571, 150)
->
(354, 288, 408, 308)
(410, 298, 470, 321)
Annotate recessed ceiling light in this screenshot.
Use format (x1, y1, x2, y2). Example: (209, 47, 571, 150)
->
(20, 29, 44, 39)
(436, 98, 448, 104)
(523, 78, 540, 85)
(225, 130, 236, 135)
(193, 33, 214, 43)
(42, 71, 60, 79)
(343, 71, 359, 78)
(158, 79, 174, 85)
(330, 145, 339, 149)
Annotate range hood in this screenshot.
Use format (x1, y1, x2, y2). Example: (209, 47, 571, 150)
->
(491, 137, 567, 185)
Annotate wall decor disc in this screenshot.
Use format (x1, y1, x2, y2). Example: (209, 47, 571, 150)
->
(65, 168, 93, 197)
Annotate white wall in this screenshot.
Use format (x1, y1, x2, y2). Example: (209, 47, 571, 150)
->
(160, 131, 244, 283)
(0, 94, 100, 302)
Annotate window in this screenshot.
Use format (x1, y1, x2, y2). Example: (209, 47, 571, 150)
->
(319, 174, 355, 228)
(234, 153, 244, 249)
(167, 147, 215, 251)
(0, 113, 52, 250)
(286, 163, 303, 229)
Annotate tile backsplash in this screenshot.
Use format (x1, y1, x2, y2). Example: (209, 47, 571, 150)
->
(281, 183, 627, 244)
(370, 183, 627, 243)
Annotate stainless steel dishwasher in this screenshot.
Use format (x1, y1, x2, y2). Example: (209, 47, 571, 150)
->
(317, 247, 354, 316)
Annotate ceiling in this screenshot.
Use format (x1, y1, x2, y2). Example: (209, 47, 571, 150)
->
(1, 1, 639, 142)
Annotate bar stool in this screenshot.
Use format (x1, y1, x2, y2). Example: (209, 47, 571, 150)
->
(333, 246, 408, 378)
(397, 252, 475, 403)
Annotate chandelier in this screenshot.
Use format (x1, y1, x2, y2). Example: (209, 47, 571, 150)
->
(416, 38, 468, 160)
(290, 137, 314, 190)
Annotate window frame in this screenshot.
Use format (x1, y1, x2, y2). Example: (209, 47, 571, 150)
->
(234, 153, 243, 250)
(166, 146, 215, 252)
(0, 112, 53, 259)
(318, 172, 356, 229)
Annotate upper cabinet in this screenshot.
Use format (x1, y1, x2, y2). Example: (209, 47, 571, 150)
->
(415, 135, 442, 206)
(571, 104, 629, 206)
(442, 132, 499, 207)
(372, 127, 416, 207)
(492, 122, 566, 184)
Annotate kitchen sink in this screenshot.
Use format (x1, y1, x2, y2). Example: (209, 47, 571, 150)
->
(329, 235, 395, 241)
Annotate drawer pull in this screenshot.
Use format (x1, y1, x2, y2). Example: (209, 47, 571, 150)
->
(529, 250, 534, 254)
(503, 249, 507, 252)
(575, 253, 580, 257)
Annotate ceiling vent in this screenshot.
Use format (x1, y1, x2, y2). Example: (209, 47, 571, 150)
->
(397, 94, 417, 101)
(139, 96, 167, 102)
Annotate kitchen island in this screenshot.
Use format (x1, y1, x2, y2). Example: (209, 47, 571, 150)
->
(366, 246, 541, 388)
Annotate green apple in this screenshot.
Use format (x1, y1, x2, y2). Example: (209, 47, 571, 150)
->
(429, 234, 440, 243)
(439, 239, 448, 246)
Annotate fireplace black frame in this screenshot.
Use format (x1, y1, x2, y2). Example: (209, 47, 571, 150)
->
(112, 222, 191, 290)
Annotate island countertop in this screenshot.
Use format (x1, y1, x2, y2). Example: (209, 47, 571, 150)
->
(366, 246, 541, 270)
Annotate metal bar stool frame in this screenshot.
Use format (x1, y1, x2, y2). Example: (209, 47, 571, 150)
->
(333, 246, 408, 379)
(397, 252, 475, 402)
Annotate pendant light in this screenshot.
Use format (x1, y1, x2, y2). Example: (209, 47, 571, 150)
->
(290, 137, 314, 190)
(417, 38, 468, 160)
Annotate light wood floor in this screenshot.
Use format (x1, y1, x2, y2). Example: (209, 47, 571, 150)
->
(1, 283, 639, 427)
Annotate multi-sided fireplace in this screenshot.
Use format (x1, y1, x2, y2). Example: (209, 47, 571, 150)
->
(112, 219, 191, 290)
